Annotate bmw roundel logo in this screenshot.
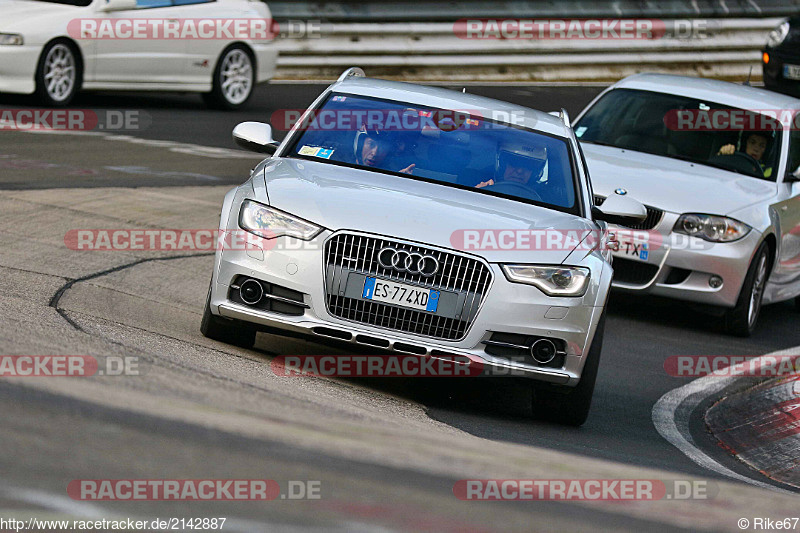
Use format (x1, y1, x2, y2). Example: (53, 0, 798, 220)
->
(614, 188, 627, 195)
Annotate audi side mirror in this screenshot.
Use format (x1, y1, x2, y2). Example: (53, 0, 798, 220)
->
(592, 194, 647, 226)
(233, 122, 280, 154)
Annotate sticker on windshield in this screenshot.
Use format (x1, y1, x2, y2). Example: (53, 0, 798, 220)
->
(575, 126, 587, 137)
(332, 96, 347, 102)
(317, 148, 334, 159)
(298, 145, 321, 156)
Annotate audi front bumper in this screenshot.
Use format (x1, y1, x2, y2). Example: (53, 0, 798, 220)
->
(209, 223, 610, 386)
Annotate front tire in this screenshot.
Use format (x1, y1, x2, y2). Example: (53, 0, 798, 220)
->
(200, 283, 256, 349)
(724, 241, 769, 337)
(35, 40, 81, 107)
(530, 311, 606, 427)
(203, 45, 255, 110)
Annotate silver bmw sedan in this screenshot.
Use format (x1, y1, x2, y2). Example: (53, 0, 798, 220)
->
(200, 68, 645, 425)
(575, 74, 800, 337)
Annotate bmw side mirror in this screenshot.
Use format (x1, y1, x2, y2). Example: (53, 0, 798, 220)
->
(233, 122, 280, 154)
(592, 194, 647, 226)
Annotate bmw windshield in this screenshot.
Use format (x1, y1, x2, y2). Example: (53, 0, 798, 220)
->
(575, 88, 782, 181)
(287, 94, 581, 215)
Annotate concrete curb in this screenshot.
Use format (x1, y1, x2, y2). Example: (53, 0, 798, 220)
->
(706, 352, 800, 489)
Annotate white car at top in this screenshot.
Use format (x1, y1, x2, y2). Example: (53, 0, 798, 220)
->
(574, 73, 800, 336)
(0, 0, 277, 108)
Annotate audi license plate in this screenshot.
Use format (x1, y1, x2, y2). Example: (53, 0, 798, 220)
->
(362, 277, 439, 312)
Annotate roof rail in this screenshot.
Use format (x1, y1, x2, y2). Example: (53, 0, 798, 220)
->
(559, 108, 571, 128)
(337, 67, 366, 82)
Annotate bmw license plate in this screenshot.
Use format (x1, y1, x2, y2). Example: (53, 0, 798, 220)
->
(616, 235, 649, 261)
(784, 64, 800, 80)
(362, 277, 439, 312)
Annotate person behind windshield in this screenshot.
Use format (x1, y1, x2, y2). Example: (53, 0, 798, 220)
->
(476, 142, 547, 189)
(716, 131, 773, 178)
(353, 125, 415, 174)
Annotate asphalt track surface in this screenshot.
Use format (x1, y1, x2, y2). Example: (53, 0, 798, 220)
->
(1, 83, 799, 531)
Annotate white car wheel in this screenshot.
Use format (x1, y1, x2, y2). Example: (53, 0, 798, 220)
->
(205, 46, 254, 110)
(36, 42, 79, 106)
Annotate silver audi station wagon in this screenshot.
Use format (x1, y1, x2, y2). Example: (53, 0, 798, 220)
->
(201, 68, 646, 425)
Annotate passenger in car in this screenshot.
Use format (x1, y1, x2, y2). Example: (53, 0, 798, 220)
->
(353, 125, 416, 174)
(716, 132, 774, 178)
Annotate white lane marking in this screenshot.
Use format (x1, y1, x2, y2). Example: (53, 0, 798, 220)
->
(104, 165, 222, 181)
(652, 347, 799, 493)
(0, 483, 109, 517)
(22, 130, 264, 159)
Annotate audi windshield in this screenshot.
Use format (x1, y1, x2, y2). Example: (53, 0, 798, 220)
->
(287, 94, 580, 215)
(575, 88, 783, 180)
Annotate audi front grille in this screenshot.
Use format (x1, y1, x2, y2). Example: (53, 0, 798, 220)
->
(324, 232, 493, 341)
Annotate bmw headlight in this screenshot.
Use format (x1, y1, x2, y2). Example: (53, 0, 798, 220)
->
(239, 200, 322, 240)
(0, 33, 24, 46)
(501, 265, 591, 297)
(673, 214, 751, 242)
(767, 20, 790, 48)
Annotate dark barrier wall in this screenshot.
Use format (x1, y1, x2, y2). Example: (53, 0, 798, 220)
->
(269, 1, 800, 21)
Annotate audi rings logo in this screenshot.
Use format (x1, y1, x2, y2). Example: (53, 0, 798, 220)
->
(377, 247, 439, 277)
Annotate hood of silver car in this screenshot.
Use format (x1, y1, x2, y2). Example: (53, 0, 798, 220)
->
(261, 158, 596, 264)
(581, 143, 777, 215)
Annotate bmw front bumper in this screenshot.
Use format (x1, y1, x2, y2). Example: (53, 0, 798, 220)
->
(608, 211, 762, 308)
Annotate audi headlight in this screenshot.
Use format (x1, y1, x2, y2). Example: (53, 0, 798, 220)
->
(501, 265, 591, 297)
(239, 200, 322, 240)
(767, 21, 790, 47)
(673, 214, 751, 242)
(0, 33, 23, 46)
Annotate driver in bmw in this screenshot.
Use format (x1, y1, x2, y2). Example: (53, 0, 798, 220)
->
(716, 131, 773, 178)
(476, 141, 547, 189)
